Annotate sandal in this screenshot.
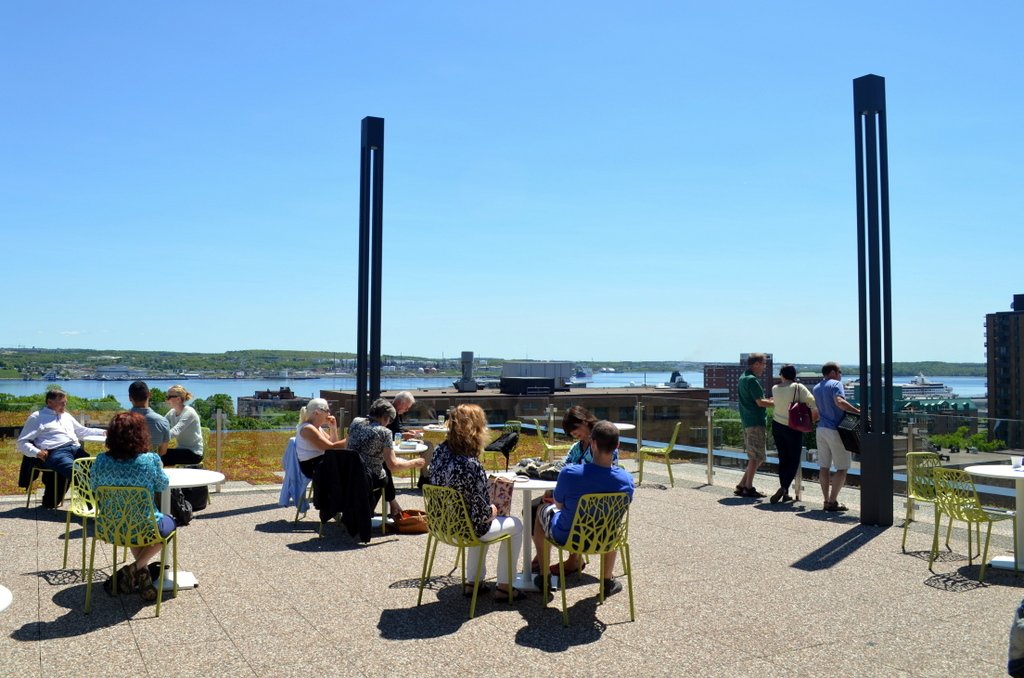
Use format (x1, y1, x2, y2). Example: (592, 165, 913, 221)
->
(103, 564, 137, 596)
(549, 559, 586, 577)
(134, 566, 158, 602)
(494, 587, 527, 602)
(462, 582, 492, 597)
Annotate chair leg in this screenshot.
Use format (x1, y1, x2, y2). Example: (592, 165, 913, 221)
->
(928, 512, 941, 574)
(155, 540, 168, 617)
(665, 453, 674, 488)
(80, 516, 89, 578)
(62, 509, 73, 569)
(979, 522, 993, 584)
(622, 543, 636, 622)
(558, 549, 569, 627)
(417, 534, 435, 606)
(84, 532, 98, 614)
(468, 546, 487, 619)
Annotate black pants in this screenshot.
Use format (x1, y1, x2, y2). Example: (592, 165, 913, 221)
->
(772, 420, 803, 493)
(161, 448, 204, 466)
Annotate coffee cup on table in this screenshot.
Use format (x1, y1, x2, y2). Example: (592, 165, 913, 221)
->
(1011, 455, 1023, 469)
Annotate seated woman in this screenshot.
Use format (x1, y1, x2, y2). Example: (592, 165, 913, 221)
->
(89, 411, 175, 602)
(162, 384, 204, 466)
(431, 403, 525, 601)
(347, 398, 425, 521)
(296, 398, 348, 481)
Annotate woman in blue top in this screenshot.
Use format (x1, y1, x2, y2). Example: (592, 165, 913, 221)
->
(90, 411, 174, 602)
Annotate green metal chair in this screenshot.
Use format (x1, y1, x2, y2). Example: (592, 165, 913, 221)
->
(541, 492, 635, 626)
(85, 486, 179, 617)
(637, 421, 681, 487)
(532, 419, 572, 462)
(418, 485, 514, 618)
(62, 457, 97, 575)
(902, 451, 945, 552)
(930, 468, 1018, 583)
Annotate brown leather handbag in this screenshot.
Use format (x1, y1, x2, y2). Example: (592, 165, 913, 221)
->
(394, 509, 429, 534)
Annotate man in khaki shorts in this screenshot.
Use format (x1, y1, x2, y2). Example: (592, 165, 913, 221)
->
(736, 353, 773, 498)
(812, 362, 861, 511)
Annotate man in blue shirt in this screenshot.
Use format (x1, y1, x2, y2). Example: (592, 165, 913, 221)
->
(812, 363, 861, 511)
(128, 381, 170, 457)
(533, 420, 634, 596)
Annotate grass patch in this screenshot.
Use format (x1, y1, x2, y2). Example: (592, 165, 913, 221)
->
(1, 423, 586, 496)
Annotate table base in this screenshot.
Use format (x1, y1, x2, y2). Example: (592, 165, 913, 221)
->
(161, 569, 198, 591)
(986, 555, 1018, 571)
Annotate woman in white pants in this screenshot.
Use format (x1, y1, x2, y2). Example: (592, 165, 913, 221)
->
(430, 404, 525, 601)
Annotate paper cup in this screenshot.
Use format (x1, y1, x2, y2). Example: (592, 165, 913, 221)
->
(1011, 455, 1022, 468)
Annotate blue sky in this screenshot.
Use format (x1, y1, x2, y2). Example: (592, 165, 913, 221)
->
(2, 2, 1020, 364)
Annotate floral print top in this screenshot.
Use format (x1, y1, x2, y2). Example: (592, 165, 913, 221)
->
(430, 441, 491, 537)
(347, 417, 392, 481)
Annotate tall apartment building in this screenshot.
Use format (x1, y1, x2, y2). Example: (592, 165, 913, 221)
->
(703, 353, 774, 404)
(986, 294, 1024, 449)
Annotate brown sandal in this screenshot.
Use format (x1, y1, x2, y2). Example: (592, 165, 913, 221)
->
(134, 566, 158, 602)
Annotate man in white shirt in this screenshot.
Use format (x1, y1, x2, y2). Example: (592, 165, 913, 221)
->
(17, 388, 105, 506)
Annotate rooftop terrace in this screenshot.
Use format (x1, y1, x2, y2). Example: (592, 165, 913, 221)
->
(1, 459, 1019, 677)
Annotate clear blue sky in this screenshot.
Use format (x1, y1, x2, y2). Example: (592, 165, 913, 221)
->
(2, 2, 1020, 364)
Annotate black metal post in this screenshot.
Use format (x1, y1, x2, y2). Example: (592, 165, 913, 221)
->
(853, 75, 894, 527)
(356, 116, 384, 415)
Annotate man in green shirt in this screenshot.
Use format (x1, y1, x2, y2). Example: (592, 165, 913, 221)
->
(736, 353, 773, 498)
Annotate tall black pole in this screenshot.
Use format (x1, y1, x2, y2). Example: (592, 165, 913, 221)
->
(356, 116, 384, 415)
(853, 75, 894, 526)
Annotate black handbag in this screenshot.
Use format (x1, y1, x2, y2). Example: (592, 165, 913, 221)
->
(837, 413, 864, 455)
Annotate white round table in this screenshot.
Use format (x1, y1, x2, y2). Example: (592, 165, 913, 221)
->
(613, 423, 636, 432)
(965, 464, 1024, 570)
(163, 468, 226, 514)
(0, 585, 12, 613)
(393, 442, 428, 487)
(160, 468, 225, 590)
(511, 478, 557, 591)
(422, 424, 448, 433)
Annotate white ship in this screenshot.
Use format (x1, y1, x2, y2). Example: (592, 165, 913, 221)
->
(846, 373, 956, 400)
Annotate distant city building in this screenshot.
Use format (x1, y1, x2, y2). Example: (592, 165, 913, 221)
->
(237, 387, 310, 417)
(94, 365, 147, 380)
(986, 294, 1024, 449)
(703, 353, 774, 404)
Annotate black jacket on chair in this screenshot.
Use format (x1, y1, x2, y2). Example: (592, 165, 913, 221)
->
(316, 450, 373, 543)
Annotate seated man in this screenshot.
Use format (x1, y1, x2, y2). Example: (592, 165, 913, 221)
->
(128, 381, 170, 459)
(17, 388, 105, 507)
(532, 420, 634, 596)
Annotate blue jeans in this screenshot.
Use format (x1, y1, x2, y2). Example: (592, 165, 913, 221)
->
(44, 442, 88, 479)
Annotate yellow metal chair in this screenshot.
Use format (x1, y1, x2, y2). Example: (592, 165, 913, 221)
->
(541, 492, 635, 626)
(62, 457, 97, 575)
(532, 419, 572, 462)
(503, 420, 522, 435)
(638, 421, 681, 487)
(902, 451, 945, 552)
(930, 468, 1018, 583)
(417, 485, 514, 618)
(85, 486, 179, 617)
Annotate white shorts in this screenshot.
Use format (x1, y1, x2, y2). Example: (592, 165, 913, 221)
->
(816, 427, 851, 471)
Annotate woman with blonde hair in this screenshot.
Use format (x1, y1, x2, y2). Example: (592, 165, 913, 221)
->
(163, 384, 204, 466)
(295, 398, 348, 480)
(430, 404, 525, 601)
